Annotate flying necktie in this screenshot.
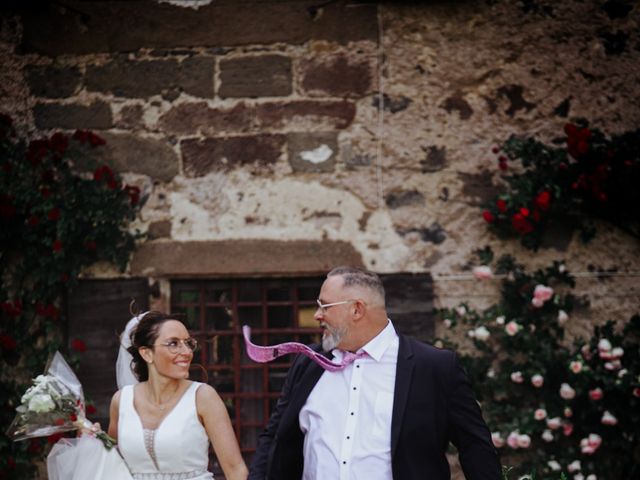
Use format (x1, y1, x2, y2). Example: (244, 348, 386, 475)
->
(242, 325, 367, 372)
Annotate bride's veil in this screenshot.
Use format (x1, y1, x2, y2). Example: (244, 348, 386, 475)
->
(115, 311, 147, 389)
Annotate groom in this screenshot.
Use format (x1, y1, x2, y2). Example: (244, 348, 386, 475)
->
(249, 266, 500, 480)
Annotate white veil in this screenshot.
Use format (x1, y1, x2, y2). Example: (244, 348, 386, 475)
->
(115, 312, 147, 389)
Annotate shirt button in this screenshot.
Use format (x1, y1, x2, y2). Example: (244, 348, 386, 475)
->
(350, 412, 354, 415)
(343, 461, 347, 464)
(353, 387, 357, 390)
(347, 436, 350, 439)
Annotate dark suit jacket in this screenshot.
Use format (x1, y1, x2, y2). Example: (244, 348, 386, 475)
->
(249, 334, 501, 480)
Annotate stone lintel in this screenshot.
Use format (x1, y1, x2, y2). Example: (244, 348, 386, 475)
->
(130, 240, 364, 277)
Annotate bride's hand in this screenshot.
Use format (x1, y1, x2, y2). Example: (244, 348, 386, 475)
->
(78, 422, 101, 437)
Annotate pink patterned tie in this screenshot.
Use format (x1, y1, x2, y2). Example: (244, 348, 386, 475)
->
(242, 325, 367, 372)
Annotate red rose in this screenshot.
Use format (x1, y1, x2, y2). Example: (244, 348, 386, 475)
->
(28, 215, 40, 226)
(46, 304, 60, 319)
(27, 439, 42, 454)
(1, 300, 22, 316)
(47, 207, 61, 221)
(564, 123, 578, 136)
(519, 207, 530, 217)
(491, 146, 500, 154)
(71, 338, 87, 352)
(26, 139, 49, 166)
(107, 179, 118, 190)
(89, 132, 106, 146)
(54, 418, 65, 426)
(0, 333, 17, 351)
(482, 210, 495, 223)
(69, 413, 77, 422)
(532, 209, 541, 222)
(86, 404, 97, 415)
(535, 191, 551, 211)
(496, 199, 507, 213)
(511, 213, 534, 235)
(125, 185, 141, 205)
(52, 240, 63, 252)
(85, 241, 97, 251)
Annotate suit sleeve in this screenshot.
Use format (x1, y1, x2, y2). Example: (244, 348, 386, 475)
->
(248, 353, 308, 480)
(446, 353, 501, 480)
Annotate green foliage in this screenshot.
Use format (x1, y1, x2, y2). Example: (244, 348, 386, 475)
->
(0, 114, 141, 478)
(437, 251, 640, 480)
(482, 122, 640, 249)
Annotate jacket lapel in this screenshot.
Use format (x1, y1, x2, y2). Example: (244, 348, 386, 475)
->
(391, 335, 414, 458)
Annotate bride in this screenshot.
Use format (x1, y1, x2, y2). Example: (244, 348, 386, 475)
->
(48, 311, 248, 480)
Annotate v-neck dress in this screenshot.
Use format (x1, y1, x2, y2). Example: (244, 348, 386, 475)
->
(118, 382, 214, 480)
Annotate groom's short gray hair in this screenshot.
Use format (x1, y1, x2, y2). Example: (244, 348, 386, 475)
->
(327, 266, 385, 306)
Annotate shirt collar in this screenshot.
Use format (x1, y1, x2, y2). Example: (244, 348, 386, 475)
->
(333, 319, 397, 363)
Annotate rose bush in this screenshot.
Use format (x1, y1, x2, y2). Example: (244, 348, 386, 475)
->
(482, 123, 639, 249)
(0, 115, 140, 478)
(437, 250, 639, 480)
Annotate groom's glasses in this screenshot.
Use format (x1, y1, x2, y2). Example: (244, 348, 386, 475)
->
(316, 299, 357, 314)
(155, 338, 198, 354)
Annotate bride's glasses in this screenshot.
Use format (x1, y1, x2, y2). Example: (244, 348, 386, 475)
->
(155, 338, 198, 354)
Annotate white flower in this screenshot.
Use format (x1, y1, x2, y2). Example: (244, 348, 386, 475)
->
(472, 265, 493, 280)
(558, 263, 566, 273)
(611, 347, 624, 359)
(558, 310, 569, 325)
(511, 371, 524, 383)
(474, 326, 490, 341)
(455, 306, 467, 316)
(547, 460, 561, 471)
(443, 319, 452, 328)
(505, 321, 520, 336)
(618, 368, 628, 378)
(564, 407, 573, 418)
(541, 429, 554, 442)
(598, 338, 612, 352)
(574, 474, 585, 480)
(467, 330, 476, 338)
(601, 410, 618, 426)
(434, 340, 444, 349)
(28, 393, 55, 413)
(534, 408, 547, 420)
(495, 315, 505, 325)
(586, 475, 597, 480)
(531, 374, 544, 387)
(560, 383, 576, 400)
(568, 460, 581, 472)
(487, 369, 496, 379)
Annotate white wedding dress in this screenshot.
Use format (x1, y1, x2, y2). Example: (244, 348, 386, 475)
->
(118, 381, 214, 480)
(48, 381, 213, 480)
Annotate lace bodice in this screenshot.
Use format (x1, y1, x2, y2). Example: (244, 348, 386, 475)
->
(118, 382, 213, 480)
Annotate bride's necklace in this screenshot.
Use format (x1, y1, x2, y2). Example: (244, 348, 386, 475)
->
(146, 383, 180, 411)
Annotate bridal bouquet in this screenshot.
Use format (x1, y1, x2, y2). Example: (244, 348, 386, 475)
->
(7, 351, 115, 449)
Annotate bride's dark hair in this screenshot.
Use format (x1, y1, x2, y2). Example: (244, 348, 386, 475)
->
(127, 311, 179, 381)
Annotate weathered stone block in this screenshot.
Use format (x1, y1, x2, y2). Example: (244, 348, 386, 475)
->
(300, 55, 373, 98)
(180, 56, 216, 98)
(256, 101, 355, 130)
(116, 104, 145, 130)
(219, 55, 292, 98)
(21, 2, 377, 56)
(25, 65, 82, 98)
(33, 101, 112, 129)
(181, 135, 285, 176)
(158, 102, 252, 135)
(287, 132, 338, 173)
(147, 220, 172, 240)
(91, 132, 179, 182)
(385, 190, 425, 209)
(130, 239, 364, 276)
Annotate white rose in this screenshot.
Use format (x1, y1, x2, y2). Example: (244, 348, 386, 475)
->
(531, 374, 544, 387)
(558, 310, 569, 325)
(542, 429, 554, 442)
(456, 306, 467, 316)
(560, 383, 576, 400)
(495, 315, 505, 325)
(511, 371, 524, 383)
(546, 417, 562, 430)
(586, 475, 597, 480)
(474, 326, 490, 341)
(534, 408, 547, 420)
(28, 393, 55, 413)
(598, 338, 612, 352)
(547, 460, 561, 471)
(443, 319, 452, 328)
(517, 434, 531, 448)
(568, 460, 581, 472)
(472, 265, 493, 280)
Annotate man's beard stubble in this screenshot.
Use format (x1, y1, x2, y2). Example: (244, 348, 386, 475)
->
(321, 322, 348, 352)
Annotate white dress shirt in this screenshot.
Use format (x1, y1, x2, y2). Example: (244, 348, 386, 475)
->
(299, 320, 399, 480)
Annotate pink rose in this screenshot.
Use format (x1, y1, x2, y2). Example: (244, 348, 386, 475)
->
(564, 407, 573, 418)
(507, 431, 520, 449)
(589, 388, 603, 401)
(546, 417, 562, 430)
(472, 266, 493, 280)
(604, 360, 621, 371)
(580, 434, 602, 455)
(491, 432, 505, 448)
(531, 374, 544, 388)
(532, 284, 553, 307)
(568, 460, 581, 472)
(534, 408, 547, 420)
(560, 383, 576, 400)
(505, 321, 520, 336)
(601, 411, 617, 426)
(510, 371, 524, 383)
(569, 361, 583, 374)
(516, 434, 531, 448)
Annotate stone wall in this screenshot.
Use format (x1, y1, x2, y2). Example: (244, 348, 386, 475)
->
(1, 0, 639, 331)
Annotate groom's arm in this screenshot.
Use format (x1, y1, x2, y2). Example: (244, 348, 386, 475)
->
(248, 353, 309, 480)
(446, 353, 501, 480)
